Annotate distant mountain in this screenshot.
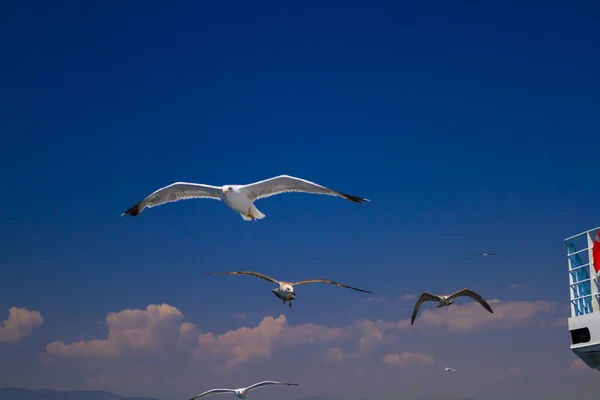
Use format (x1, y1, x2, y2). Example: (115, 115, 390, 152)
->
(0, 388, 159, 400)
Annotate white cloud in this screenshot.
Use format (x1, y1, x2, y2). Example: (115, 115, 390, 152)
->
(0, 307, 44, 342)
(44, 304, 349, 370)
(354, 319, 400, 350)
(381, 352, 435, 367)
(198, 315, 349, 368)
(45, 304, 195, 360)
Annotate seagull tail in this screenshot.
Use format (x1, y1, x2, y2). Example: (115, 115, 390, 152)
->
(251, 205, 266, 219)
(240, 204, 266, 221)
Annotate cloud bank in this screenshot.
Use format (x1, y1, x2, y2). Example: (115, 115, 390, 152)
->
(44, 299, 556, 365)
(44, 304, 349, 369)
(36, 298, 563, 397)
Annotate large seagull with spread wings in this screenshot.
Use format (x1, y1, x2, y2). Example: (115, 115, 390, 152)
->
(201, 270, 373, 308)
(121, 174, 369, 221)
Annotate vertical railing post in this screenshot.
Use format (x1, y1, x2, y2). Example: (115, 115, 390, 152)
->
(568, 243, 574, 317)
(588, 229, 600, 313)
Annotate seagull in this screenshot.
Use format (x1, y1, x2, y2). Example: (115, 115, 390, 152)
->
(444, 367, 457, 373)
(188, 381, 298, 400)
(121, 174, 369, 221)
(474, 252, 499, 256)
(201, 270, 373, 308)
(410, 288, 494, 325)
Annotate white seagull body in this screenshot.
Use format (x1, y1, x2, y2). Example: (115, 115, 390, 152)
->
(474, 252, 499, 256)
(201, 270, 373, 308)
(122, 175, 369, 221)
(188, 381, 298, 400)
(444, 367, 457, 373)
(411, 288, 494, 325)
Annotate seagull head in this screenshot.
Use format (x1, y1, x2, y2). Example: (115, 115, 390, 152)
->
(222, 185, 240, 194)
(283, 284, 296, 298)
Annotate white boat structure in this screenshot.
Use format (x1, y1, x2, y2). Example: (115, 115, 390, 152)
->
(566, 227, 600, 370)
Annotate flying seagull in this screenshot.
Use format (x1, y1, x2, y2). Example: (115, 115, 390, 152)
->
(201, 270, 373, 308)
(444, 367, 457, 373)
(188, 381, 298, 400)
(474, 252, 499, 256)
(410, 288, 494, 325)
(121, 174, 369, 221)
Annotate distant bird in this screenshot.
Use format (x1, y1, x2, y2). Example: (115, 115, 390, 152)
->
(188, 381, 298, 400)
(474, 252, 499, 256)
(410, 288, 494, 325)
(444, 367, 457, 373)
(201, 270, 373, 308)
(121, 174, 369, 221)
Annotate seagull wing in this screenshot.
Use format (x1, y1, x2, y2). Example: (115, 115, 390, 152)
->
(289, 279, 373, 293)
(244, 381, 299, 392)
(240, 175, 369, 204)
(122, 182, 223, 217)
(448, 288, 494, 314)
(200, 271, 279, 284)
(188, 389, 235, 400)
(411, 292, 441, 325)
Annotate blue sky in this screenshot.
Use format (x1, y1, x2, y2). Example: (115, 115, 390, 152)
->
(1, 1, 599, 399)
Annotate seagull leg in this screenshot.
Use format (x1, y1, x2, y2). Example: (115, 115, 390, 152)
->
(289, 301, 292, 308)
(282, 300, 286, 306)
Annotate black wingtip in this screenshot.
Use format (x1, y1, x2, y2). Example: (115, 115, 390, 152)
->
(339, 191, 370, 204)
(122, 201, 142, 217)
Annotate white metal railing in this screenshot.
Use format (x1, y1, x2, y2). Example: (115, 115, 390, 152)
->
(569, 248, 589, 257)
(566, 228, 600, 317)
(572, 295, 593, 316)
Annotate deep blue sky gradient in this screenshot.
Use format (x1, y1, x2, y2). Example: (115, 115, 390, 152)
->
(1, 1, 600, 398)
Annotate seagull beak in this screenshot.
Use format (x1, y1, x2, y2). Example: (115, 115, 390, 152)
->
(222, 188, 228, 194)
